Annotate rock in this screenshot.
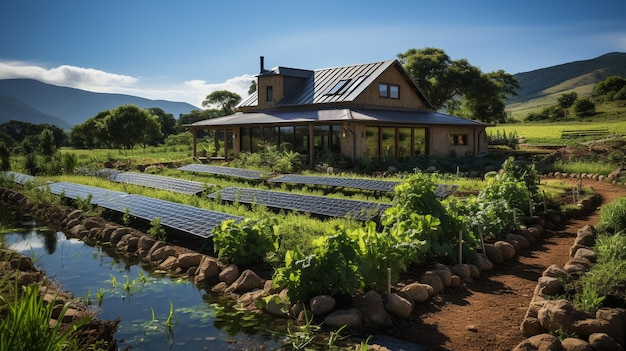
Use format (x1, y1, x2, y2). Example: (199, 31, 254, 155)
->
(468, 264, 480, 279)
(573, 248, 596, 263)
(353, 290, 392, 327)
(560, 337, 592, 351)
(512, 333, 561, 351)
(101, 226, 117, 242)
(226, 269, 264, 294)
(109, 228, 130, 244)
(137, 236, 156, 251)
(147, 240, 165, 257)
(83, 219, 101, 230)
(125, 236, 139, 252)
(400, 283, 432, 303)
(588, 333, 623, 351)
(527, 226, 544, 238)
(10, 256, 35, 271)
(324, 309, 363, 328)
(178, 253, 203, 270)
(310, 295, 336, 316)
(574, 225, 596, 247)
(473, 254, 494, 272)
(265, 293, 290, 318)
(451, 264, 472, 283)
(520, 316, 547, 338)
(195, 256, 220, 280)
(495, 240, 516, 260)
(596, 308, 626, 346)
(432, 269, 452, 287)
(158, 256, 180, 271)
(219, 264, 239, 285)
(384, 293, 413, 319)
(421, 271, 444, 293)
(517, 228, 537, 244)
(538, 276, 563, 296)
(563, 258, 592, 276)
(67, 209, 84, 220)
(65, 218, 81, 229)
(543, 264, 569, 280)
(450, 275, 462, 288)
(571, 318, 611, 340)
(484, 244, 504, 264)
(149, 245, 176, 263)
(506, 233, 530, 249)
(537, 299, 587, 334)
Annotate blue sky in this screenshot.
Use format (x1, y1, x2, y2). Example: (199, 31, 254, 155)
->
(1, 0, 625, 108)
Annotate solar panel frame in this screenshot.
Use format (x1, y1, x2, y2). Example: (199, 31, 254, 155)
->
(111, 172, 208, 195)
(178, 164, 267, 180)
(208, 187, 390, 221)
(44, 182, 127, 205)
(268, 174, 400, 192)
(98, 194, 242, 238)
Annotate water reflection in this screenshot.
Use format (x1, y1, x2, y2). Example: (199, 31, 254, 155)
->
(2, 227, 284, 350)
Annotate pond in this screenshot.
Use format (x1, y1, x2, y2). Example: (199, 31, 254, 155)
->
(2, 227, 287, 350)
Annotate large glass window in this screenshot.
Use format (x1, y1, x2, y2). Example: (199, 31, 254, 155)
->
(381, 127, 396, 160)
(294, 126, 309, 155)
(365, 126, 380, 159)
(398, 127, 411, 160)
(250, 127, 261, 152)
(280, 126, 295, 151)
(263, 127, 279, 146)
(240, 127, 251, 152)
(413, 128, 426, 156)
(330, 125, 341, 153)
(313, 125, 330, 152)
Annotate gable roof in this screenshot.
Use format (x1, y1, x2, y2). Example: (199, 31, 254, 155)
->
(237, 59, 433, 109)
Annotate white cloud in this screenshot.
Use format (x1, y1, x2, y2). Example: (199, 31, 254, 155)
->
(0, 61, 255, 108)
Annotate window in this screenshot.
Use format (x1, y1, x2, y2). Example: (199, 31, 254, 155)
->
(345, 75, 368, 95)
(379, 83, 399, 99)
(450, 134, 468, 146)
(266, 86, 273, 102)
(327, 79, 350, 95)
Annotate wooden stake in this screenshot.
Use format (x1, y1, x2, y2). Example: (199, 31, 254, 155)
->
(387, 267, 391, 296)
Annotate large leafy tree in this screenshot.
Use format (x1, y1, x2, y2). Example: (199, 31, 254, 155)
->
(398, 47, 519, 123)
(202, 90, 242, 115)
(70, 111, 110, 149)
(146, 107, 177, 143)
(557, 92, 578, 119)
(105, 105, 162, 149)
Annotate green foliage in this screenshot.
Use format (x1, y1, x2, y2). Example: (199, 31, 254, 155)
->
(597, 197, 626, 234)
(573, 98, 596, 117)
(212, 217, 279, 265)
(0, 280, 92, 351)
(148, 217, 167, 241)
(235, 142, 301, 173)
(39, 128, 57, 159)
(487, 129, 519, 149)
(273, 226, 365, 302)
(593, 76, 626, 102)
(202, 90, 242, 115)
(61, 152, 78, 174)
(0, 141, 10, 171)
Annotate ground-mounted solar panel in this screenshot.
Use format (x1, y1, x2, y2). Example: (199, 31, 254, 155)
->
(44, 182, 127, 205)
(111, 172, 208, 195)
(178, 164, 267, 180)
(208, 187, 390, 221)
(2, 171, 35, 185)
(268, 174, 400, 192)
(99, 194, 242, 238)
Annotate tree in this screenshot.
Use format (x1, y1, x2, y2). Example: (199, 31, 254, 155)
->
(39, 128, 56, 159)
(70, 111, 110, 149)
(146, 107, 177, 143)
(398, 47, 519, 123)
(573, 98, 595, 118)
(593, 76, 626, 101)
(248, 80, 257, 95)
(0, 141, 10, 171)
(105, 105, 161, 149)
(202, 90, 241, 115)
(557, 92, 578, 119)
(176, 109, 224, 134)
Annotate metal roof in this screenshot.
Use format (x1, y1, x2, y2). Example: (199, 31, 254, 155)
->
(236, 59, 430, 109)
(186, 108, 487, 127)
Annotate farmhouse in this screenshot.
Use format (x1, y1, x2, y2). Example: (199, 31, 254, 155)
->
(185, 57, 489, 167)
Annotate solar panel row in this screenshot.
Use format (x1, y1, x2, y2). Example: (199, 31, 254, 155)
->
(111, 172, 208, 195)
(2, 171, 36, 185)
(178, 164, 268, 180)
(208, 187, 390, 221)
(268, 174, 400, 192)
(43, 182, 241, 238)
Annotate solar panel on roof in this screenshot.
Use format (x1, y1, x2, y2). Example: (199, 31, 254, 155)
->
(44, 182, 127, 205)
(111, 172, 208, 195)
(178, 164, 267, 180)
(268, 174, 400, 192)
(2, 171, 35, 185)
(208, 187, 390, 221)
(98, 194, 242, 238)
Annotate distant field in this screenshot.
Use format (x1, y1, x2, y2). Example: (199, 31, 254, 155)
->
(505, 85, 595, 121)
(487, 120, 626, 145)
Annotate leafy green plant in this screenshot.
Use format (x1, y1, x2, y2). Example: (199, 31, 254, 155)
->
(212, 217, 279, 265)
(148, 217, 167, 241)
(0, 280, 93, 351)
(597, 197, 626, 234)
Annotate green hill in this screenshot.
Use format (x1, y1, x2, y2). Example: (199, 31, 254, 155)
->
(506, 52, 626, 120)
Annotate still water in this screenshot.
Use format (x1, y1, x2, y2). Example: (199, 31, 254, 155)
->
(3, 228, 285, 350)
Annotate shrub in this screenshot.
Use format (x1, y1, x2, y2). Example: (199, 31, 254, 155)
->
(597, 197, 626, 234)
(212, 217, 279, 265)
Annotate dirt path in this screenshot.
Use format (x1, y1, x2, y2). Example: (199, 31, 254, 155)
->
(389, 179, 626, 351)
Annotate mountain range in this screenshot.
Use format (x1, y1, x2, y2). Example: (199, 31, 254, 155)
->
(0, 79, 199, 129)
(1, 52, 624, 129)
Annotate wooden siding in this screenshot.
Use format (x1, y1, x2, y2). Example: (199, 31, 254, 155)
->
(354, 65, 428, 109)
(256, 74, 284, 109)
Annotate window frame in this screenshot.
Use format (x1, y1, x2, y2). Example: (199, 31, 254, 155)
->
(379, 83, 400, 99)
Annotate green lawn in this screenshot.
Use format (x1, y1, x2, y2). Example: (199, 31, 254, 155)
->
(487, 120, 626, 145)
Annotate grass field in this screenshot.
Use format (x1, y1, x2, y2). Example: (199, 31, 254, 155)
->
(487, 120, 626, 145)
